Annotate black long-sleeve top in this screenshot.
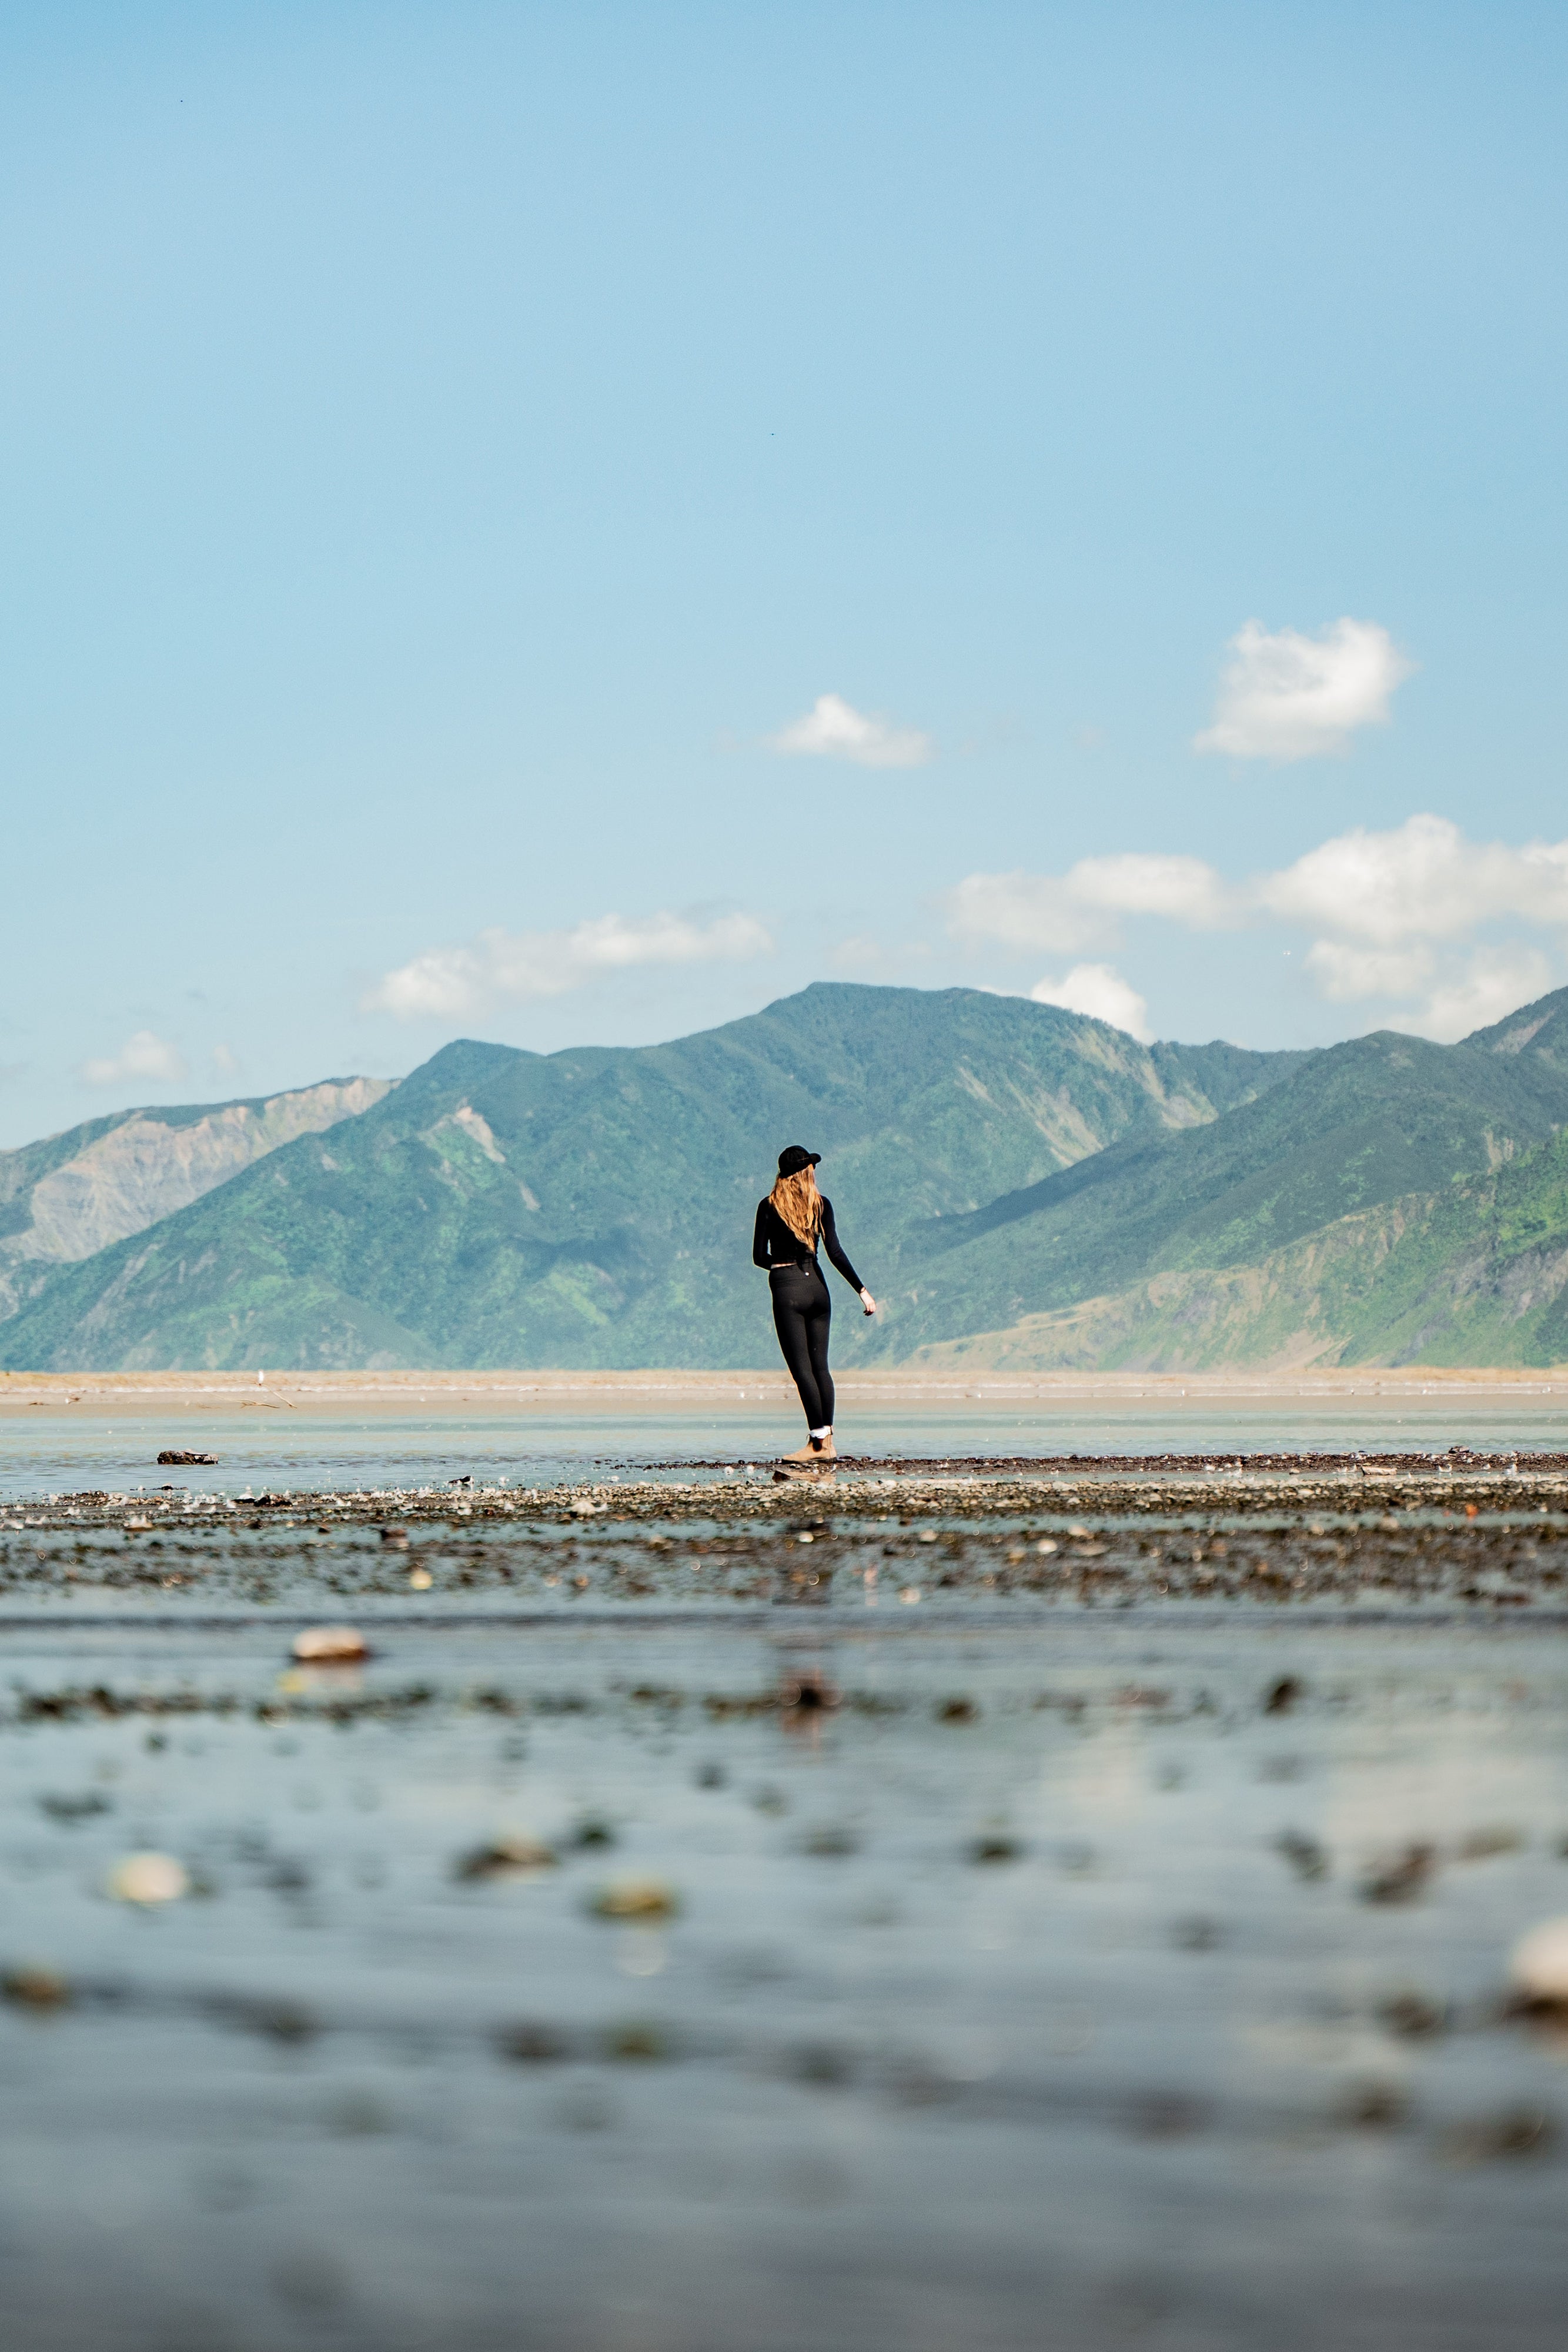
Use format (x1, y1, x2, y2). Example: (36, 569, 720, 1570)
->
(753, 1195, 865, 1292)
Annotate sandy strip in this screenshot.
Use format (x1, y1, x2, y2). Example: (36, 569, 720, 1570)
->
(4, 1364, 1568, 1415)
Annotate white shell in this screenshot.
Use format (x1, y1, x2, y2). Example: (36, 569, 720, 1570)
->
(1510, 1916, 1568, 2003)
(292, 1625, 367, 1663)
(108, 1852, 189, 1905)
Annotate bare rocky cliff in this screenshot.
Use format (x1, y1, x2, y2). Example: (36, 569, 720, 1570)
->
(0, 1077, 395, 1320)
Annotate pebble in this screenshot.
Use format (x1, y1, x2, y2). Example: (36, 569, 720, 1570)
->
(1440, 2107, 1555, 2163)
(1275, 1830, 1329, 1882)
(969, 1833, 1021, 1865)
(1510, 1915, 1568, 2007)
(292, 1626, 369, 1664)
(496, 2021, 572, 2063)
(2, 1964, 70, 2009)
(107, 1852, 189, 1905)
(1359, 1843, 1435, 1905)
(455, 1836, 558, 1881)
(591, 1877, 679, 1920)
(1379, 1990, 1447, 2039)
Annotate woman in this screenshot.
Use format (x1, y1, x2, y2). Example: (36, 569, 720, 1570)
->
(753, 1145, 876, 1464)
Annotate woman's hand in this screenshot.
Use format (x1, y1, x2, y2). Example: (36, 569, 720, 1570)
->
(860, 1288, 877, 1317)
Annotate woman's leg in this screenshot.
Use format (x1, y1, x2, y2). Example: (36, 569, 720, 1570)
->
(803, 1284, 834, 1429)
(771, 1278, 826, 1428)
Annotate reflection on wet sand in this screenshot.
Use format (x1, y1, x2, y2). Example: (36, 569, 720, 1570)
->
(2, 1465, 1568, 2346)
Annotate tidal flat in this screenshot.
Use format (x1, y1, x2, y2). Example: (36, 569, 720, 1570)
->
(4, 1459, 1568, 2348)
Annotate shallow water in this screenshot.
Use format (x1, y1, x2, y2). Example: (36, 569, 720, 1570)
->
(5, 1389, 1568, 1503)
(4, 1604, 1567, 2348)
(6, 1451, 1568, 2346)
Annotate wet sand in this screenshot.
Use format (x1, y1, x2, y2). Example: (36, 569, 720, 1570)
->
(4, 1461, 1568, 2346)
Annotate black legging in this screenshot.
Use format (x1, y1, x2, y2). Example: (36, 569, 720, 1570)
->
(770, 1261, 834, 1429)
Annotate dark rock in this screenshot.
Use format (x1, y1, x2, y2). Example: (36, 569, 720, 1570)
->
(800, 1825, 859, 1857)
(1440, 2107, 1556, 2163)
(1340, 2079, 1407, 2129)
(1379, 1990, 1447, 2039)
(1360, 1844, 1436, 1905)
(1275, 1830, 1329, 1882)
(969, 1833, 1022, 1865)
(1171, 1916, 1221, 1952)
(38, 1791, 111, 1824)
(602, 2020, 670, 2061)
(496, 2021, 573, 2062)
(780, 1668, 839, 1718)
(2, 1965, 70, 2010)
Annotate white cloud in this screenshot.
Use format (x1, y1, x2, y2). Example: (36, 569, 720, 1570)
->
(1195, 617, 1413, 761)
(1262, 813, 1568, 945)
(945, 852, 1231, 954)
(767, 692, 933, 769)
(949, 812, 1568, 1043)
(365, 910, 773, 1021)
(954, 817, 1568, 956)
(1066, 851, 1235, 927)
(1281, 829, 1567, 1035)
(1407, 948, 1557, 1043)
(1300, 938, 1554, 1040)
(1302, 941, 1436, 1003)
(1031, 963, 1154, 1043)
(211, 1043, 240, 1078)
(80, 1030, 189, 1087)
(945, 871, 1111, 956)
(828, 935, 890, 971)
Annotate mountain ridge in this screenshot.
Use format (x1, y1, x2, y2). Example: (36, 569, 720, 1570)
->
(0, 1074, 397, 1328)
(0, 985, 1302, 1369)
(6, 979, 1568, 1372)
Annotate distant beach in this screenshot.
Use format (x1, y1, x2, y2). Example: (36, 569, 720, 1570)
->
(5, 1364, 1567, 1415)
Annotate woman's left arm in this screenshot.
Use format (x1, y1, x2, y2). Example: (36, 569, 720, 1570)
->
(820, 1198, 877, 1314)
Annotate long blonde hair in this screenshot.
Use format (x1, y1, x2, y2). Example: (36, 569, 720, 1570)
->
(770, 1165, 823, 1247)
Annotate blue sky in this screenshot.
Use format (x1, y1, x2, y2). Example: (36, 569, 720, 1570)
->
(4, 1, 1567, 1144)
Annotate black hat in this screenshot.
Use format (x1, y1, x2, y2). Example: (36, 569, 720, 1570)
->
(777, 1145, 820, 1177)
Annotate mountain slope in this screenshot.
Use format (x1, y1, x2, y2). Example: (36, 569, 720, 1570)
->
(0, 1077, 396, 1322)
(0, 985, 1300, 1371)
(900, 990, 1568, 1372)
(857, 1010, 1568, 1361)
(910, 1129, 1568, 1375)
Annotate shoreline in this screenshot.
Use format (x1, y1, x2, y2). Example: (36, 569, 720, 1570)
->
(4, 1364, 1568, 1416)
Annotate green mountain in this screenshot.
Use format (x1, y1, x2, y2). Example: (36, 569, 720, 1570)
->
(0, 985, 1297, 1371)
(0, 1077, 394, 1324)
(11, 977, 1568, 1374)
(863, 1011, 1568, 1360)
(897, 988, 1568, 1371)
